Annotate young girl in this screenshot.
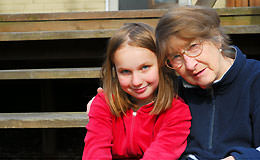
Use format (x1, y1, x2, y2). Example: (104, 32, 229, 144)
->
(82, 23, 191, 160)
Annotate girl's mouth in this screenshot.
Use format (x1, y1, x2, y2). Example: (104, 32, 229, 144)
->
(132, 86, 147, 93)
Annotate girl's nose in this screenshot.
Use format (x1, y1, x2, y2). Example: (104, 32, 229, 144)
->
(183, 54, 198, 71)
(131, 72, 142, 87)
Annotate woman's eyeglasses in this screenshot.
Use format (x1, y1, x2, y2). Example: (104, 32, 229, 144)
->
(165, 40, 203, 69)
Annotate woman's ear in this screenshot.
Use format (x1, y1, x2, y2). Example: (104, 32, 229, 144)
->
(212, 34, 223, 51)
(216, 33, 224, 48)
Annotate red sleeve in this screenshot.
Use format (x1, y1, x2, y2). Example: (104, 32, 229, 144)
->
(141, 98, 191, 160)
(82, 93, 113, 160)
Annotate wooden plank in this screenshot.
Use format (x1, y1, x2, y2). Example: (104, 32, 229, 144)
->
(0, 29, 115, 41)
(216, 7, 260, 15)
(220, 16, 260, 26)
(250, 0, 260, 6)
(0, 112, 88, 128)
(0, 67, 101, 80)
(226, 0, 235, 7)
(223, 25, 260, 34)
(0, 9, 166, 22)
(0, 7, 256, 22)
(195, 0, 217, 7)
(0, 19, 158, 32)
(0, 25, 259, 41)
(0, 7, 257, 22)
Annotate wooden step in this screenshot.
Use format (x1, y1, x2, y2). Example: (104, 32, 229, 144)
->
(0, 7, 259, 41)
(0, 25, 259, 41)
(0, 29, 116, 41)
(0, 67, 101, 80)
(223, 25, 260, 34)
(0, 112, 88, 128)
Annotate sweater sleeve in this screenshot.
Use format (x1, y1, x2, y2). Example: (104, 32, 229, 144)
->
(141, 98, 192, 160)
(229, 73, 260, 160)
(82, 93, 113, 160)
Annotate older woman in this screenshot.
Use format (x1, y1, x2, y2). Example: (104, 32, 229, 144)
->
(155, 5, 260, 160)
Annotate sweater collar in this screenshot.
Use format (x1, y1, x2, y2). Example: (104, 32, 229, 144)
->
(135, 101, 154, 113)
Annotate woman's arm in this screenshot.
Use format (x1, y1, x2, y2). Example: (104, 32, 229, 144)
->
(86, 87, 104, 115)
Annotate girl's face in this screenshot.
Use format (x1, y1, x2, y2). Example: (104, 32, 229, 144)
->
(167, 36, 233, 89)
(114, 44, 159, 106)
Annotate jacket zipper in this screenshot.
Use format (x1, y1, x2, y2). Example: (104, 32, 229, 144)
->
(209, 88, 216, 149)
(130, 111, 136, 153)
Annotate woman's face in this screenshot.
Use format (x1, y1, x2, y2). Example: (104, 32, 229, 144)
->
(167, 36, 233, 89)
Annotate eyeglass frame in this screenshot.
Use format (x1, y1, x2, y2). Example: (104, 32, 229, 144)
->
(165, 40, 204, 70)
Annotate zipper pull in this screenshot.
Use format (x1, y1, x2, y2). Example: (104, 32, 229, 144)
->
(133, 111, 137, 116)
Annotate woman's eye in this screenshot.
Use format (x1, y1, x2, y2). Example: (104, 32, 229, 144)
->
(142, 65, 150, 70)
(188, 43, 199, 51)
(170, 54, 182, 61)
(173, 54, 181, 59)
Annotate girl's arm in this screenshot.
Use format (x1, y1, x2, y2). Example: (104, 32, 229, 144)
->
(82, 93, 113, 160)
(142, 98, 191, 160)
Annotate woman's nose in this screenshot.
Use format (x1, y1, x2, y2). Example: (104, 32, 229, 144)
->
(183, 54, 198, 71)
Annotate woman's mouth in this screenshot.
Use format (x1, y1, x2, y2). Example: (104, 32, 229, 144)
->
(193, 68, 206, 78)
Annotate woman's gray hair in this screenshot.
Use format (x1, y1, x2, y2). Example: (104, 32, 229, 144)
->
(155, 5, 231, 66)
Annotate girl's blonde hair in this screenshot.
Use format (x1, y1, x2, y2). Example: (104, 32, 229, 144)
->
(155, 5, 231, 66)
(102, 23, 177, 117)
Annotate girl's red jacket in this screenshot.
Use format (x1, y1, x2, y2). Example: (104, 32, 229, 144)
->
(82, 92, 191, 160)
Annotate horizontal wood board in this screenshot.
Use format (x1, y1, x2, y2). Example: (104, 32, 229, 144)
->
(0, 112, 88, 128)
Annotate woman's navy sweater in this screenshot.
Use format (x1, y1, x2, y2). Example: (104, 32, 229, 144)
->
(179, 46, 260, 160)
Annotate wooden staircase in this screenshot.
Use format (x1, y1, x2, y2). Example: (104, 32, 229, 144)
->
(0, 7, 259, 159)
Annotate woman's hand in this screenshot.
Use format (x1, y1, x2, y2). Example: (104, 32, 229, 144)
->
(221, 156, 235, 160)
(86, 87, 104, 115)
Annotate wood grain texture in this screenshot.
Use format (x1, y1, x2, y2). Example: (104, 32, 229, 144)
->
(0, 112, 88, 128)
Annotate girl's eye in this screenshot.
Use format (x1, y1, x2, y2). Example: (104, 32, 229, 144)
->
(120, 70, 130, 74)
